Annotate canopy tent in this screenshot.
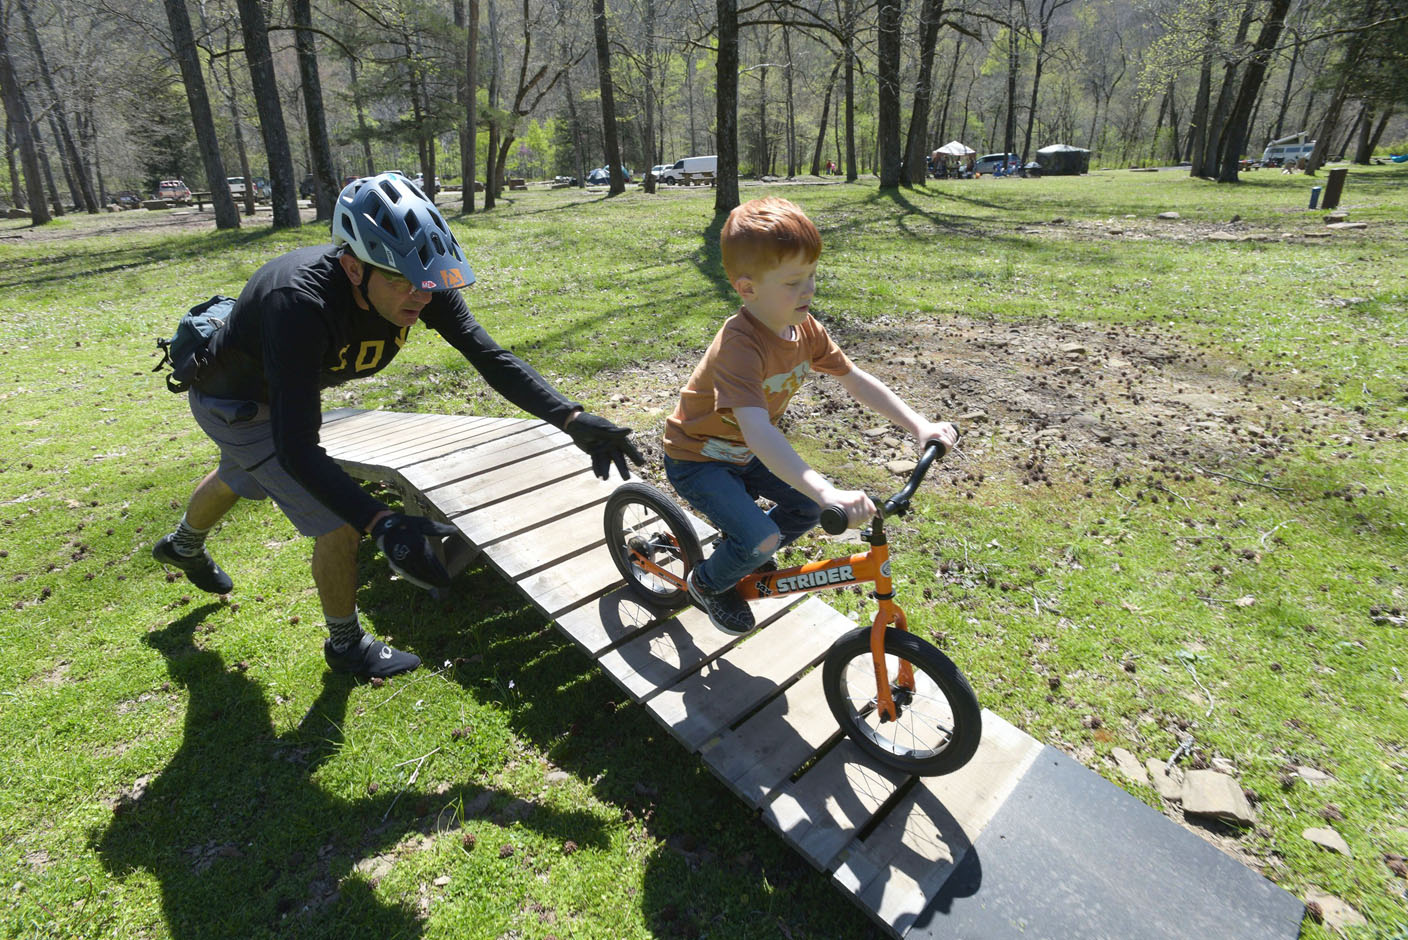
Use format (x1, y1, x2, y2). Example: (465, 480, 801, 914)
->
(933, 140, 976, 158)
(1035, 143, 1090, 175)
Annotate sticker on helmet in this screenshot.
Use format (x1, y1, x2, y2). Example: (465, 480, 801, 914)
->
(441, 268, 467, 288)
(421, 280, 437, 290)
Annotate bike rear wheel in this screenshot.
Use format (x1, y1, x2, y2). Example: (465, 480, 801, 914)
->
(822, 627, 982, 776)
(603, 482, 703, 608)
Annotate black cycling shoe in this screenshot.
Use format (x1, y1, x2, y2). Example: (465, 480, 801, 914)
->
(152, 534, 234, 594)
(323, 633, 421, 679)
(687, 570, 756, 635)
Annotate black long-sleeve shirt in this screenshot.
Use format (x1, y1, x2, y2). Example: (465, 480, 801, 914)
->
(201, 246, 579, 531)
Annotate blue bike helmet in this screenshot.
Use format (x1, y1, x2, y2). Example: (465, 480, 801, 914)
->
(332, 172, 475, 291)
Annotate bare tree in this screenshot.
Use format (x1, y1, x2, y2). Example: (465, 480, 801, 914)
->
(454, 0, 479, 212)
(291, 0, 336, 219)
(0, 7, 49, 223)
(162, 0, 238, 228)
(593, 0, 625, 194)
(715, 0, 739, 210)
(18, 0, 97, 211)
(233, 0, 299, 227)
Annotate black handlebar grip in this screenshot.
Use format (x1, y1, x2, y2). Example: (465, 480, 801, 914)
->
(820, 506, 849, 535)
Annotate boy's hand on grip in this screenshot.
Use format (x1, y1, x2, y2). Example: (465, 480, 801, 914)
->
(372, 513, 459, 590)
(565, 412, 645, 480)
(917, 419, 959, 451)
(819, 485, 875, 529)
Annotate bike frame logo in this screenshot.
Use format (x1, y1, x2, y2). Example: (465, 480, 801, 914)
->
(770, 564, 856, 594)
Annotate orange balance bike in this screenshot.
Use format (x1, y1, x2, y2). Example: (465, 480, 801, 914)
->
(604, 441, 981, 776)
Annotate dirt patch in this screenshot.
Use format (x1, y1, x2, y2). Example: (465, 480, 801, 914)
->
(0, 204, 323, 243)
(596, 312, 1355, 493)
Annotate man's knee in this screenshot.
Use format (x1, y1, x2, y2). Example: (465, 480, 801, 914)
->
(756, 532, 780, 555)
(315, 524, 360, 558)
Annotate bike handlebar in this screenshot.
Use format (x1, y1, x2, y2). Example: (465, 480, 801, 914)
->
(819, 439, 949, 535)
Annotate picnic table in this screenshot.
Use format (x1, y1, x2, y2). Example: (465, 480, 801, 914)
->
(191, 191, 212, 210)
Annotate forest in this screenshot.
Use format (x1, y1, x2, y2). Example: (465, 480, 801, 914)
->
(1, 0, 1405, 226)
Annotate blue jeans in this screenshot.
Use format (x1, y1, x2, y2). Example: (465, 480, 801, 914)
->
(664, 455, 821, 593)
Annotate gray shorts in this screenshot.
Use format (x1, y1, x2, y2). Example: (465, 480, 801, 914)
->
(189, 388, 345, 537)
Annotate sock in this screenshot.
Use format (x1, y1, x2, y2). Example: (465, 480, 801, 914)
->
(326, 610, 364, 652)
(169, 514, 211, 557)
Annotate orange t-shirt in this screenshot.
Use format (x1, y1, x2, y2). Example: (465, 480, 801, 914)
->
(663, 307, 853, 464)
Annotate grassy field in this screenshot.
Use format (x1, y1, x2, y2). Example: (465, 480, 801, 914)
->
(1, 165, 1405, 939)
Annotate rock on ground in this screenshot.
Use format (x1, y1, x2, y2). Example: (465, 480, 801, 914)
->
(1181, 769, 1254, 825)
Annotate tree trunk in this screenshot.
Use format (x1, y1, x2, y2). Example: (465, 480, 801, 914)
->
(6, 123, 24, 209)
(348, 58, 374, 175)
(484, 0, 502, 206)
(843, 0, 857, 181)
(811, 57, 842, 176)
(455, 0, 479, 212)
(1003, 0, 1018, 157)
(18, 0, 97, 212)
(211, 30, 257, 216)
(163, 0, 237, 228)
(643, 0, 658, 176)
(783, 25, 797, 177)
(233, 0, 299, 227)
(904, 0, 945, 185)
(592, 0, 624, 195)
(1186, 31, 1214, 177)
(0, 27, 49, 223)
(291, 0, 335, 219)
(714, 0, 740, 211)
(1272, 30, 1300, 141)
(1352, 102, 1375, 163)
(1216, 0, 1292, 182)
(1200, 0, 1254, 176)
(876, 0, 903, 188)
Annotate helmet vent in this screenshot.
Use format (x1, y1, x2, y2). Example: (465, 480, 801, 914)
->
(417, 244, 431, 266)
(404, 210, 420, 236)
(376, 209, 398, 238)
(340, 215, 356, 239)
(431, 232, 447, 256)
(379, 179, 402, 203)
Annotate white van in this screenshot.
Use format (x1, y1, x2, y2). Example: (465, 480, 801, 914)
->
(658, 155, 717, 184)
(1261, 140, 1315, 166)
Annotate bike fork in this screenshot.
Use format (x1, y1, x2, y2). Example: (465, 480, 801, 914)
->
(870, 602, 912, 723)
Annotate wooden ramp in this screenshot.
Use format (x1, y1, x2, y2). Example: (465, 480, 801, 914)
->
(322, 409, 1304, 939)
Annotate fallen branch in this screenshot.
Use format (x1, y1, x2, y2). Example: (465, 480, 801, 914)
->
(1195, 464, 1292, 492)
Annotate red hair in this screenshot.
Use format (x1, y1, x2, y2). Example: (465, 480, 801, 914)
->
(720, 197, 822, 282)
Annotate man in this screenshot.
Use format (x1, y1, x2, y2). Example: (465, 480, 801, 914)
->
(153, 172, 641, 679)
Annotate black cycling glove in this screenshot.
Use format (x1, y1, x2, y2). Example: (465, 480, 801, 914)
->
(564, 412, 645, 480)
(371, 513, 460, 590)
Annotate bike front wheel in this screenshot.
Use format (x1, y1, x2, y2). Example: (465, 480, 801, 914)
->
(822, 627, 982, 776)
(603, 482, 703, 608)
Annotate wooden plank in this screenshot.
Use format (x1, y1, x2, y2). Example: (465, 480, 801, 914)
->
(596, 596, 794, 703)
(645, 597, 852, 751)
(511, 542, 624, 620)
(451, 473, 615, 545)
(405, 428, 580, 502)
(336, 415, 516, 468)
(830, 712, 1042, 938)
(762, 739, 908, 871)
(481, 503, 604, 578)
(699, 667, 840, 808)
(321, 410, 420, 449)
(325, 410, 466, 451)
(424, 459, 589, 518)
(553, 587, 681, 657)
(327, 415, 470, 467)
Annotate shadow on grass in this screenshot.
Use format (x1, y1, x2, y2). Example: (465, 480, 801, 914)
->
(93, 599, 609, 940)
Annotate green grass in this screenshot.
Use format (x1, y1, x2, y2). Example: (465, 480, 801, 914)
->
(1, 165, 1405, 938)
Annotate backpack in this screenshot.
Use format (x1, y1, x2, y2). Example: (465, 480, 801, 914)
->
(153, 295, 235, 393)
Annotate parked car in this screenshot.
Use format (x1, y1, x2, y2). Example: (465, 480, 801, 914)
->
(973, 152, 1021, 175)
(157, 179, 191, 202)
(657, 155, 717, 184)
(226, 176, 248, 197)
(412, 173, 441, 190)
(649, 164, 670, 180)
(252, 177, 272, 199)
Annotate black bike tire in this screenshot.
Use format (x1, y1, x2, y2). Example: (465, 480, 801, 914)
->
(603, 482, 704, 608)
(821, 626, 982, 776)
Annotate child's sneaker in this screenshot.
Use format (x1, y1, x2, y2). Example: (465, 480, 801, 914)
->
(687, 569, 755, 635)
(323, 633, 421, 678)
(152, 534, 233, 594)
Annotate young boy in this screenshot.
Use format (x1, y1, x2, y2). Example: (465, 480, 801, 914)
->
(663, 197, 958, 634)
